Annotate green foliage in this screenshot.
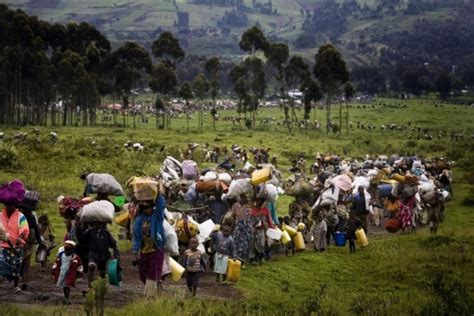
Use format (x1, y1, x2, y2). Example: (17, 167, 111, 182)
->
(0, 98, 473, 316)
(239, 26, 269, 55)
(461, 187, 474, 207)
(151, 31, 185, 65)
(85, 278, 108, 316)
(0, 145, 18, 169)
(427, 272, 473, 316)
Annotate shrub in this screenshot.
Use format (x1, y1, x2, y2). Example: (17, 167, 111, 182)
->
(0, 146, 18, 169)
(461, 188, 474, 206)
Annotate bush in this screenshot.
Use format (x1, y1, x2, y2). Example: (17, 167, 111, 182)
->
(0, 146, 18, 169)
(428, 272, 473, 315)
(461, 188, 474, 206)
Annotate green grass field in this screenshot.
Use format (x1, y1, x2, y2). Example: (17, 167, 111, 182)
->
(0, 98, 473, 315)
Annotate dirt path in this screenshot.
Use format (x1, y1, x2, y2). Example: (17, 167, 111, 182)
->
(0, 251, 243, 309)
(0, 223, 391, 309)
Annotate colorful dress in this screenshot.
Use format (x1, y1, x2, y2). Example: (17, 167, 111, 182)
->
(0, 209, 29, 280)
(249, 206, 274, 259)
(231, 202, 253, 262)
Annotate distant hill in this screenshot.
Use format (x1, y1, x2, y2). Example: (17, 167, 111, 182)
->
(8, 0, 474, 92)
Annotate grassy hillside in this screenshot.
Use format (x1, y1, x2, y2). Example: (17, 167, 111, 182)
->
(6, 0, 464, 66)
(0, 98, 473, 314)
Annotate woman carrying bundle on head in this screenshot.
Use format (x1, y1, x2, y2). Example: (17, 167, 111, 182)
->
(133, 193, 166, 298)
(0, 180, 30, 293)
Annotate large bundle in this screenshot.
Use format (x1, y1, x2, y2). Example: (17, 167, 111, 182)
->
(285, 178, 312, 197)
(396, 183, 418, 200)
(86, 173, 124, 196)
(79, 200, 115, 223)
(418, 181, 435, 195)
(163, 220, 179, 256)
(224, 178, 252, 199)
(20, 190, 40, 211)
(352, 176, 370, 192)
(127, 176, 158, 202)
(58, 196, 91, 218)
(255, 183, 279, 202)
(163, 156, 182, 176)
(421, 190, 441, 205)
(333, 174, 352, 191)
(182, 160, 198, 180)
(0, 179, 25, 206)
(195, 180, 228, 193)
(315, 186, 340, 207)
(175, 217, 200, 243)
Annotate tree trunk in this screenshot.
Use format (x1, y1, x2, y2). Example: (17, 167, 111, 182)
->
(346, 102, 349, 136)
(339, 101, 342, 135)
(326, 93, 331, 134)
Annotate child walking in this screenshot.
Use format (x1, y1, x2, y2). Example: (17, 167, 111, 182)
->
(346, 212, 363, 253)
(183, 237, 205, 297)
(211, 224, 235, 283)
(52, 240, 83, 305)
(311, 212, 327, 252)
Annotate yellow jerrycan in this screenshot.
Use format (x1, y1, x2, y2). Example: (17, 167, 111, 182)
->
(226, 259, 242, 282)
(280, 230, 291, 245)
(170, 257, 185, 282)
(283, 224, 297, 237)
(355, 228, 369, 247)
(293, 232, 306, 251)
(251, 168, 272, 186)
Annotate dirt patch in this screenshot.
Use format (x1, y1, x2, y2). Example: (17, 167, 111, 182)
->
(0, 251, 243, 309)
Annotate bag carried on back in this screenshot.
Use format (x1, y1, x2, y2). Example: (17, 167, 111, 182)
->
(86, 173, 124, 196)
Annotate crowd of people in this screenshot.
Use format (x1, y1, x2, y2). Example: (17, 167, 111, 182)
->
(0, 147, 452, 304)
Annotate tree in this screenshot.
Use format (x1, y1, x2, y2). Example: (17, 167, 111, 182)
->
(285, 55, 311, 127)
(343, 81, 354, 135)
(151, 31, 184, 128)
(152, 31, 185, 66)
(239, 26, 269, 56)
(192, 73, 209, 132)
(111, 42, 152, 127)
(204, 56, 221, 130)
(313, 44, 349, 133)
(300, 78, 322, 121)
(149, 62, 178, 129)
(265, 43, 291, 128)
(178, 82, 193, 130)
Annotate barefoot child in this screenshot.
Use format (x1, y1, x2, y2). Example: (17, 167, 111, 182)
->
(52, 240, 83, 305)
(211, 224, 235, 283)
(183, 237, 205, 296)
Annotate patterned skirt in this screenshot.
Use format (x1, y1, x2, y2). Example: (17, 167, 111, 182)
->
(232, 220, 253, 262)
(1, 248, 23, 280)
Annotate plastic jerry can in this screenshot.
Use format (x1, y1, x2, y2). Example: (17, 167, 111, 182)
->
(355, 228, 369, 247)
(226, 259, 242, 282)
(170, 257, 185, 282)
(251, 168, 271, 186)
(281, 230, 291, 244)
(115, 211, 130, 227)
(282, 224, 297, 237)
(293, 232, 306, 251)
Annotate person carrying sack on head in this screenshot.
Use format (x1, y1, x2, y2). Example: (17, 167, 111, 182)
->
(0, 180, 30, 293)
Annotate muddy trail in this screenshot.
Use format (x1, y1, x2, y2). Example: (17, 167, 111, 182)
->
(0, 223, 393, 310)
(0, 251, 244, 310)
